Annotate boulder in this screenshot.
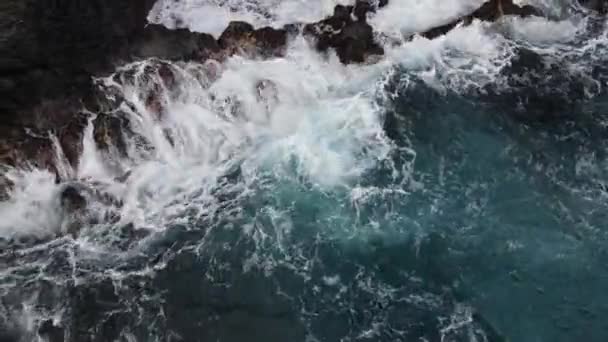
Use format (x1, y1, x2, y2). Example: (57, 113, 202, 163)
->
(59, 183, 88, 236)
(218, 22, 288, 59)
(60, 184, 87, 214)
(304, 3, 385, 63)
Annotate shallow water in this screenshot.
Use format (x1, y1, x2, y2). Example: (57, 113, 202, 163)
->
(1, 1, 608, 341)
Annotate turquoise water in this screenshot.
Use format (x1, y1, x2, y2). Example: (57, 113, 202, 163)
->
(2, 76, 608, 342)
(140, 82, 608, 341)
(2, 3, 608, 341)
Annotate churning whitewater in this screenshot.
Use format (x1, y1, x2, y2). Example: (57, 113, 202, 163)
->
(1, 0, 608, 341)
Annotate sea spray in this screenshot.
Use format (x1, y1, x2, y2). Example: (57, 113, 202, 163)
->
(1, 1, 608, 341)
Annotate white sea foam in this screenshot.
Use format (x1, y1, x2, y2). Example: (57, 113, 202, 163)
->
(505, 16, 580, 43)
(1, 0, 602, 240)
(2, 1, 607, 341)
(0, 169, 62, 238)
(149, 0, 352, 37)
(2, 35, 392, 236)
(370, 0, 485, 39)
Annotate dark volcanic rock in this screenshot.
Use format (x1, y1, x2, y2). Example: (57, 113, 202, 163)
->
(0, 0, 218, 124)
(421, 0, 542, 39)
(0, 174, 11, 201)
(58, 114, 89, 169)
(93, 114, 132, 158)
(0, 130, 58, 176)
(59, 183, 88, 236)
(38, 320, 64, 342)
(0, 0, 391, 185)
(60, 184, 87, 214)
(135, 25, 220, 61)
(304, 2, 385, 63)
(0, 0, 156, 120)
(218, 21, 288, 59)
(59, 181, 124, 236)
(0, 0, 218, 179)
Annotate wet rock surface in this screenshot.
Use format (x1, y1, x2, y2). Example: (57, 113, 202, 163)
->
(60, 184, 87, 214)
(0, 175, 10, 201)
(0, 0, 392, 183)
(420, 0, 542, 39)
(58, 181, 124, 237)
(92, 114, 132, 158)
(218, 22, 289, 59)
(0, 0, 555, 183)
(0, 130, 58, 176)
(304, 1, 387, 63)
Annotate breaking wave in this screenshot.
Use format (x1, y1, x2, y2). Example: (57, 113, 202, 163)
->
(1, 0, 608, 341)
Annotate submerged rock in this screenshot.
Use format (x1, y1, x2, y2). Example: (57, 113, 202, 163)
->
(256, 79, 280, 114)
(59, 182, 124, 237)
(59, 184, 89, 237)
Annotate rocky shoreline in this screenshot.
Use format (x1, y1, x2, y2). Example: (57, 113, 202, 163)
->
(0, 0, 604, 202)
(0, 1, 607, 341)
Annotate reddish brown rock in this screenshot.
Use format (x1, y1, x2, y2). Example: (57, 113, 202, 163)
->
(0, 129, 58, 179)
(58, 114, 89, 169)
(92, 114, 131, 157)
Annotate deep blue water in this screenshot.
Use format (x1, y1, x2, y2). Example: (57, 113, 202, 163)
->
(7, 86, 608, 342)
(2, 11, 608, 342)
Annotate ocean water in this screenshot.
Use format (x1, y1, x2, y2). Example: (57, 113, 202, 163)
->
(1, 1, 608, 341)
